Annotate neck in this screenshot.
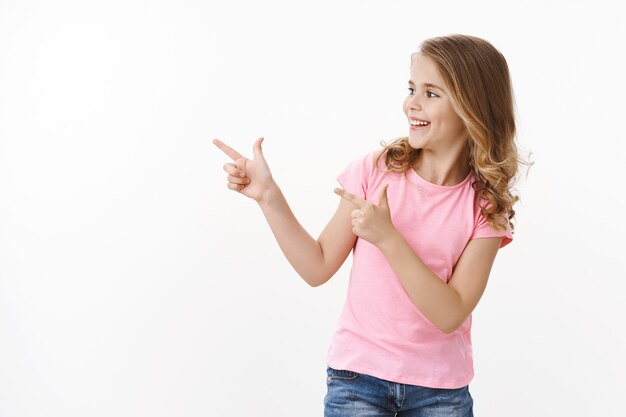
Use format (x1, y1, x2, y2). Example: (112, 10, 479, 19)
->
(412, 147, 471, 186)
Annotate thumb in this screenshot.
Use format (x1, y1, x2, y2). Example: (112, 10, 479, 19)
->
(252, 137, 265, 160)
(378, 184, 390, 208)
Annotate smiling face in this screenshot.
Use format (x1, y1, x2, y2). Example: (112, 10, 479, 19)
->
(402, 53, 468, 153)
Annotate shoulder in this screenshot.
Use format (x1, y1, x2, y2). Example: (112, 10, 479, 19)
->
(336, 148, 388, 199)
(470, 191, 513, 248)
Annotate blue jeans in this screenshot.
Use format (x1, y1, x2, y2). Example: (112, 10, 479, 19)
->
(324, 366, 474, 417)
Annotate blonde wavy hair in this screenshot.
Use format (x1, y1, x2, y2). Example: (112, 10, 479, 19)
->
(376, 34, 533, 233)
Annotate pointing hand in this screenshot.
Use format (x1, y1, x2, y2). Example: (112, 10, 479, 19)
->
(213, 137, 275, 203)
(334, 184, 398, 247)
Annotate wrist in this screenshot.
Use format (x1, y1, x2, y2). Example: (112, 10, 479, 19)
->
(257, 181, 281, 209)
(377, 228, 404, 253)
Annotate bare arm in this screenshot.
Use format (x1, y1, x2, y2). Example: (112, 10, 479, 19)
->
(258, 184, 356, 286)
(336, 185, 502, 334)
(214, 137, 356, 287)
(378, 235, 501, 333)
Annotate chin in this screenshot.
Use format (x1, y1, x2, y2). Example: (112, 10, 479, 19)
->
(407, 137, 425, 150)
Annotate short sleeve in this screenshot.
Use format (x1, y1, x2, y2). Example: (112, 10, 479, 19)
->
(336, 151, 376, 200)
(470, 199, 514, 249)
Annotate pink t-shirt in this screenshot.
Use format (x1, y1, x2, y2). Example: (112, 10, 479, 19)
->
(326, 149, 513, 389)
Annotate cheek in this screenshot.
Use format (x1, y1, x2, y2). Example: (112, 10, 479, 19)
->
(449, 114, 466, 132)
(438, 106, 464, 129)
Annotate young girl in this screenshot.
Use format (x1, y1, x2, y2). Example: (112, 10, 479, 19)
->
(214, 34, 527, 417)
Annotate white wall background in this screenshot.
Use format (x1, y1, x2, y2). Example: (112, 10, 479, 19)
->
(1, 0, 624, 416)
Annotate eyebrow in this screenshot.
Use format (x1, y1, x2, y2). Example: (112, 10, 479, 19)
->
(408, 80, 444, 91)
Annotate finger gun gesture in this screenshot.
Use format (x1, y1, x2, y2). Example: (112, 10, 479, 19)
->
(334, 184, 398, 247)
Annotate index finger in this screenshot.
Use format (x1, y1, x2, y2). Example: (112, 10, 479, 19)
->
(334, 187, 366, 208)
(212, 138, 245, 161)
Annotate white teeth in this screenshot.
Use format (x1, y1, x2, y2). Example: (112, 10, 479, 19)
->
(410, 120, 429, 126)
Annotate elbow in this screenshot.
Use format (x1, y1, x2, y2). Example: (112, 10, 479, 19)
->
(430, 318, 455, 335)
(301, 243, 334, 287)
(303, 271, 331, 288)
(307, 274, 331, 288)
(442, 314, 470, 334)
(440, 291, 469, 334)
(305, 275, 319, 287)
(441, 324, 458, 335)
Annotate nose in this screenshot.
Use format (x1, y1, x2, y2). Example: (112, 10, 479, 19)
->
(407, 94, 423, 111)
